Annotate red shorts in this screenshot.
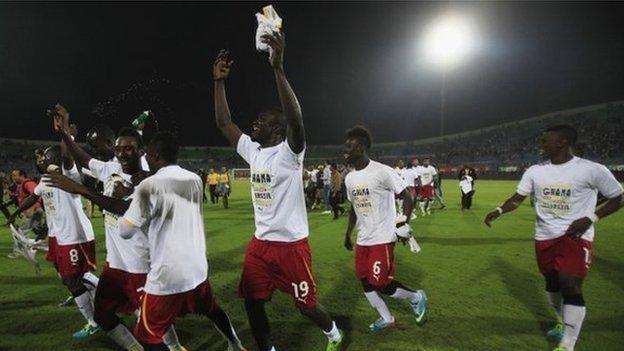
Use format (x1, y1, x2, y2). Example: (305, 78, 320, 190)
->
(535, 236, 593, 277)
(55, 241, 97, 278)
(135, 280, 215, 344)
(239, 237, 318, 309)
(355, 243, 396, 288)
(46, 236, 58, 263)
(94, 263, 147, 316)
(419, 185, 435, 199)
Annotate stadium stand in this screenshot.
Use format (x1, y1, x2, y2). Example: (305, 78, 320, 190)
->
(2, 101, 623, 180)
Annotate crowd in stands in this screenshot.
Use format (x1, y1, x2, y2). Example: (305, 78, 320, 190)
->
(2, 102, 623, 179)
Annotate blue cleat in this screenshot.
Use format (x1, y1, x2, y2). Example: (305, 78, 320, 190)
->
(72, 324, 100, 339)
(546, 322, 564, 343)
(411, 289, 428, 325)
(369, 318, 396, 332)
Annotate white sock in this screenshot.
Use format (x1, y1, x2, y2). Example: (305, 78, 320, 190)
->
(364, 291, 394, 323)
(546, 291, 563, 322)
(560, 304, 586, 350)
(107, 324, 143, 350)
(163, 326, 185, 350)
(82, 272, 99, 301)
(322, 321, 341, 342)
(390, 288, 422, 304)
(419, 202, 426, 213)
(74, 291, 97, 327)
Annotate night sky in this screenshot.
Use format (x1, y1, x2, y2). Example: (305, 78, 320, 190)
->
(1, 1, 623, 146)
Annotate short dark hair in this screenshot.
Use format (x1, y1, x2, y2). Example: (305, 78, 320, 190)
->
(149, 132, 179, 163)
(17, 169, 27, 177)
(346, 125, 372, 149)
(117, 127, 144, 149)
(546, 124, 578, 145)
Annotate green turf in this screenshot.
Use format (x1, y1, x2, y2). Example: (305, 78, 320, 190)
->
(1, 180, 622, 350)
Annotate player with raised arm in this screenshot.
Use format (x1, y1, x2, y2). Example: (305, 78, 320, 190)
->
(44, 104, 189, 350)
(10, 134, 100, 338)
(484, 125, 623, 351)
(342, 125, 428, 332)
(117, 132, 245, 351)
(213, 30, 343, 351)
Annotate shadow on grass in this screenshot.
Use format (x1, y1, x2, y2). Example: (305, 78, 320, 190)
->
(492, 257, 552, 334)
(420, 237, 531, 247)
(592, 255, 624, 293)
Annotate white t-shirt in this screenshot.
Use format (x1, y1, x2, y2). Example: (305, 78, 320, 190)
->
(36, 165, 94, 245)
(345, 160, 408, 246)
(88, 158, 150, 274)
(517, 157, 623, 241)
(237, 134, 309, 242)
(402, 168, 418, 187)
(123, 165, 207, 295)
(418, 165, 437, 186)
(460, 176, 473, 193)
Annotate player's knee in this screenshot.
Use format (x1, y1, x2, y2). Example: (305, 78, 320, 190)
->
(361, 279, 375, 292)
(562, 293, 585, 307)
(558, 275, 582, 295)
(297, 305, 318, 317)
(544, 272, 560, 292)
(378, 281, 398, 295)
(61, 275, 87, 296)
(93, 311, 120, 332)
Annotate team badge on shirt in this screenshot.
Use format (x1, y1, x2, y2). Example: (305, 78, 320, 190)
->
(539, 183, 572, 215)
(251, 169, 274, 209)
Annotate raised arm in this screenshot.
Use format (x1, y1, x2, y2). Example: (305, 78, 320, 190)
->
(43, 173, 130, 215)
(48, 104, 93, 169)
(213, 50, 242, 147)
(398, 188, 414, 225)
(344, 206, 357, 251)
(261, 31, 305, 154)
(484, 192, 527, 227)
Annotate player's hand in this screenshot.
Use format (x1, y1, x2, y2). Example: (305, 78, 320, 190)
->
(42, 173, 84, 195)
(112, 181, 133, 199)
(213, 50, 234, 81)
(344, 236, 353, 251)
(484, 211, 500, 227)
(46, 103, 70, 132)
(260, 31, 285, 69)
(565, 217, 593, 237)
(131, 171, 151, 186)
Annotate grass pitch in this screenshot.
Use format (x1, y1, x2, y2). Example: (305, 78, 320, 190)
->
(0, 180, 622, 351)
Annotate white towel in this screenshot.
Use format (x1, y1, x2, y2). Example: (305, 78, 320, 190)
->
(255, 5, 282, 53)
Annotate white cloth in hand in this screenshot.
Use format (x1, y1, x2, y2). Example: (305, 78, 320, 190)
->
(255, 5, 282, 53)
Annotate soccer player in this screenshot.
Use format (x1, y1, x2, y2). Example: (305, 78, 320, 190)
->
(10, 144, 100, 338)
(118, 132, 245, 351)
(217, 166, 231, 208)
(342, 125, 428, 332)
(417, 158, 437, 215)
(213, 30, 343, 351)
(45, 105, 175, 350)
(401, 162, 419, 219)
(484, 125, 624, 351)
(431, 162, 446, 209)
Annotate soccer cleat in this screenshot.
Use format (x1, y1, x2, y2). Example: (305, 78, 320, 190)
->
(546, 322, 564, 343)
(369, 318, 396, 332)
(325, 330, 343, 351)
(72, 324, 100, 338)
(59, 295, 75, 307)
(411, 290, 428, 325)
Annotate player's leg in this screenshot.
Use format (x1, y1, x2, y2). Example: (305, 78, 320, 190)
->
(369, 244, 427, 324)
(278, 240, 343, 350)
(544, 272, 564, 342)
(135, 293, 182, 351)
(240, 239, 277, 351)
(435, 187, 446, 209)
(554, 237, 592, 351)
(244, 299, 272, 351)
(62, 274, 99, 337)
(355, 245, 395, 331)
(466, 190, 475, 209)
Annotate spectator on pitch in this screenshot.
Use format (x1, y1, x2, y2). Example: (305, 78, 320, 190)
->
(330, 163, 345, 219)
(207, 168, 219, 204)
(312, 164, 325, 210)
(459, 175, 475, 210)
(322, 160, 332, 214)
(432, 163, 446, 209)
(458, 165, 477, 187)
(11, 169, 45, 234)
(217, 166, 231, 207)
(198, 168, 208, 202)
